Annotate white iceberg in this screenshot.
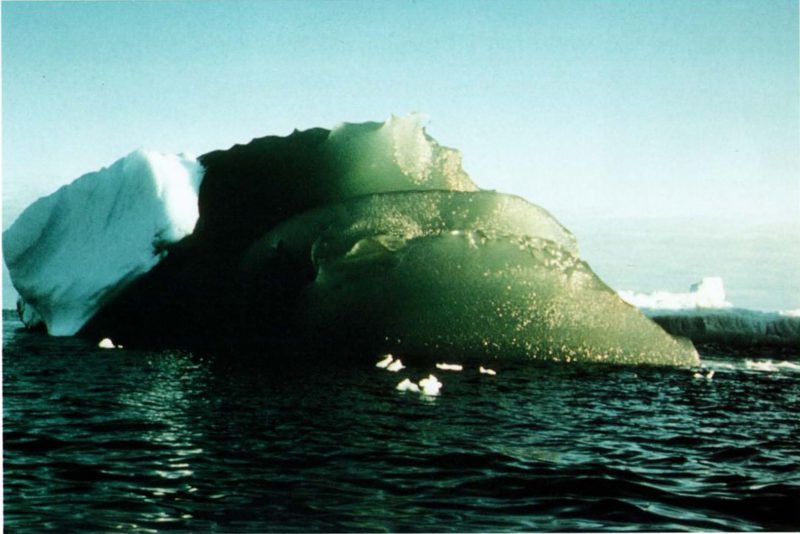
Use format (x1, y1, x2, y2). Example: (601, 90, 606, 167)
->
(618, 277, 732, 310)
(620, 278, 800, 353)
(3, 150, 204, 335)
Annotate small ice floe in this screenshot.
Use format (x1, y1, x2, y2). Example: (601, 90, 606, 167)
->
(693, 369, 715, 380)
(745, 359, 779, 372)
(479, 366, 497, 376)
(396, 378, 420, 393)
(98, 337, 116, 349)
(375, 354, 394, 368)
(776, 361, 800, 371)
(435, 363, 463, 371)
(386, 359, 405, 372)
(419, 374, 442, 396)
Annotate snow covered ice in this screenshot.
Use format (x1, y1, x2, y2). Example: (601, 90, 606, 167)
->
(3, 150, 203, 335)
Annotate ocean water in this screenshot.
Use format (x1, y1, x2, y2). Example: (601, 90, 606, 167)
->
(3, 311, 799, 532)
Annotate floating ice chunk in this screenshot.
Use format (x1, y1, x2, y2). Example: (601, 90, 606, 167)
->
(436, 363, 463, 371)
(419, 374, 442, 396)
(375, 354, 394, 368)
(479, 366, 497, 375)
(776, 361, 800, 371)
(98, 338, 116, 349)
(693, 369, 714, 380)
(396, 378, 420, 393)
(619, 277, 733, 310)
(3, 150, 204, 336)
(386, 359, 405, 372)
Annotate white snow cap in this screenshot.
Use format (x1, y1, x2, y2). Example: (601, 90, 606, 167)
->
(618, 277, 733, 310)
(3, 150, 204, 335)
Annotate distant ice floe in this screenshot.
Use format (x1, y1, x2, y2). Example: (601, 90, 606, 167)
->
(618, 277, 732, 310)
(3, 150, 204, 336)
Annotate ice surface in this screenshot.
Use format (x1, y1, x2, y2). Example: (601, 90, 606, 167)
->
(245, 190, 698, 366)
(618, 277, 732, 310)
(195, 114, 477, 252)
(3, 150, 203, 335)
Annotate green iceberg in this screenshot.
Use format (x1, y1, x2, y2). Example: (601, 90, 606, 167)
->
(8, 113, 699, 366)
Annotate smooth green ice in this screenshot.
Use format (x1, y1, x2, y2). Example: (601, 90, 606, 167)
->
(244, 190, 699, 366)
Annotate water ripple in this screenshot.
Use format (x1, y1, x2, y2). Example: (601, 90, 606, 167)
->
(4, 316, 800, 531)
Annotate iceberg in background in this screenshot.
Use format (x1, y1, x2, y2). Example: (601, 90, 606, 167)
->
(618, 277, 732, 310)
(619, 278, 799, 355)
(3, 150, 203, 335)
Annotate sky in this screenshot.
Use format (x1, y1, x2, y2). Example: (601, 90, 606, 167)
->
(2, 0, 799, 309)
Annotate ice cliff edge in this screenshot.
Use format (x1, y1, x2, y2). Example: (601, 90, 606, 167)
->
(3, 150, 203, 335)
(4, 115, 699, 366)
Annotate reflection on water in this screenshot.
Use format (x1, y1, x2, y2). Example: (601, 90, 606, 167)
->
(4, 314, 800, 531)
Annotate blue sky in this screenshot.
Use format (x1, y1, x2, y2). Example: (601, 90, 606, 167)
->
(2, 0, 799, 309)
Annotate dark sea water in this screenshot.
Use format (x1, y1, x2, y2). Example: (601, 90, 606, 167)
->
(4, 311, 799, 532)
